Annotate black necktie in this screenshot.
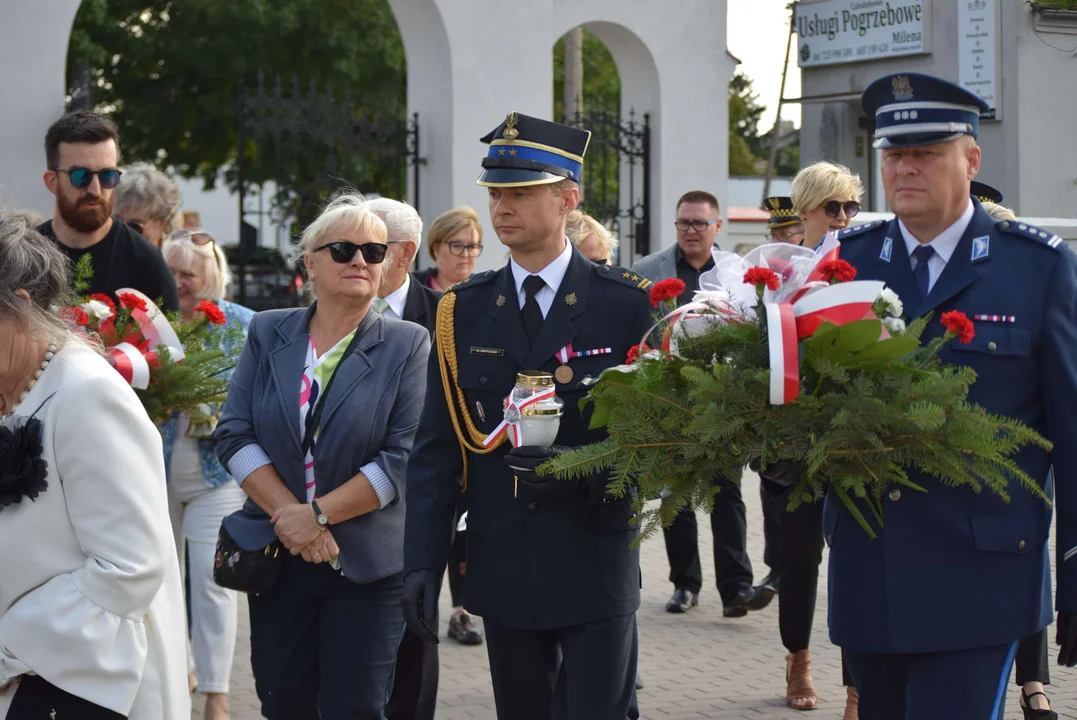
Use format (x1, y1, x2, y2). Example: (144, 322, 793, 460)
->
(522, 275, 546, 347)
(911, 245, 935, 301)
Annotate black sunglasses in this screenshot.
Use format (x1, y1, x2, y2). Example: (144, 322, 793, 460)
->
(823, 200, 861, 219)
(54, 167, 123, 190)
(314, 241, 388, 265)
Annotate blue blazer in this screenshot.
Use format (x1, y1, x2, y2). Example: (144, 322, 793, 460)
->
(214, 304, 431, 584)
(827, 201, 1077, 654)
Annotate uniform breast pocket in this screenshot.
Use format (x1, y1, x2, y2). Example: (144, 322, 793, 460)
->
(456, 359, 519, 435)
(948, 326, 1032, 389)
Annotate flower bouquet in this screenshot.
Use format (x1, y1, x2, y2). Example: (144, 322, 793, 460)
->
(62, 277, 241, 426)
(544, 238, 1050, 538)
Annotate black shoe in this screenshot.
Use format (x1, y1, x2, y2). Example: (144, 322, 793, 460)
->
(746, 574, 778, 611)
(1021, 688, 1058, 720)
(758, 571, 780, 594)
(723, 586, 758, 618)
(635, 674, 644, 690)
(447, 612, 484, 645)
(665, 587, 699, 613)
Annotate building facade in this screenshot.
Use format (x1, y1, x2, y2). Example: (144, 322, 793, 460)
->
(795, 0, 1077, 217)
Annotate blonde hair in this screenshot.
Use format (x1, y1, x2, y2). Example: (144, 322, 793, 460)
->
(565, 210, 617, 262)
(290, 192, 388, 299)
(427, 206, 482, 261)
(163, 234, 232, 301)
(981, 201, 1017, 222)
(791, 162, 864, 215)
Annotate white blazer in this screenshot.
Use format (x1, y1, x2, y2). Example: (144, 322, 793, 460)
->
(0, 344, 189, 718)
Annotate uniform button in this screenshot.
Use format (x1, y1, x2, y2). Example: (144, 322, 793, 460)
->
(888, 489, 901, 502)
(1019, 540, 1026, 550)
(987, 341, 997, 352)
(480, 376, 487, 384)
(527, 501, 537, 512)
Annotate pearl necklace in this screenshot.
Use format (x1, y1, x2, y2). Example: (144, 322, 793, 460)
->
(1, 343, 58, 418)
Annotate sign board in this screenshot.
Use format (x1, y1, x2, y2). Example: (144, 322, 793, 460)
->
(795, 0, 931, 67)
(958, 0, 1000, 120)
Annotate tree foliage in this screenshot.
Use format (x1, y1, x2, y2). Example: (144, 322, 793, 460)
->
(728, 71, 774, 176)
(553, 30, 621, 118)
(67, 0, 407, 225)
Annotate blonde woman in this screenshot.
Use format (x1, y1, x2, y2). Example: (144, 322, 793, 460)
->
(565, 210, 617, 264)
(413, 207, 483, 291)
(161, 230, 253, 720)
(763, 161, 864, 717)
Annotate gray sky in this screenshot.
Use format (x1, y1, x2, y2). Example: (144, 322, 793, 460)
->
(727, 0, 802, 130)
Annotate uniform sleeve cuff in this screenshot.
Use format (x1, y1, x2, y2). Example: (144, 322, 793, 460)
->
(361, 462, 397, 509)
(228, 444, 273, 485)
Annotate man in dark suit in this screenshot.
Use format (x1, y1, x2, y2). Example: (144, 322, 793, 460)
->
(401, 112, 653, 720)
(828, 72, 1077, 718)
(367, 198, 448, 720)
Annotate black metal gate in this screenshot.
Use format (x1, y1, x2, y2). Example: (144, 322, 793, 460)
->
(560, 108, 651, 264)
(234, 72, 423, 309)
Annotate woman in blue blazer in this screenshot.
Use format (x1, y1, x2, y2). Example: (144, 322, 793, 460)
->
(215, 194, 430, 719)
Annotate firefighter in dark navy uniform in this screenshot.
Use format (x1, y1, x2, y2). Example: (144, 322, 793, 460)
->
(401, 111, 653, 720)
(828, 72, 1077, 719)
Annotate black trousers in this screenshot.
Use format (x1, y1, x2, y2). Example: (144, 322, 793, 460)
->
(760, 483, 783, 572)
(663, 476, 752, 603)
(485, 614, 639, 720)
(248, 555, 405, 720)
(1014, 628, 1050, 686)
(447, 494, 469, 607)
(386, 620, 439, 720)
(774, 490, 825, 653)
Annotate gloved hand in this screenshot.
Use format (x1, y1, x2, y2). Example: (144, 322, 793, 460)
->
(1057, 611, 1077, 666)
(748, 458, 802, 488)
(504, 445, 574, 491)
(401, 569, 440, 644)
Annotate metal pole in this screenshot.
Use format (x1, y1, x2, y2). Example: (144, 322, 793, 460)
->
(762, 4, 796, 204)
(236, 81, 248, 303)
(638, 113, 651, 263)
(412, 113, 420, 217)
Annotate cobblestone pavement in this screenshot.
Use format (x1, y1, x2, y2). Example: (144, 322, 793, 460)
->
(194, 473, 1076, 719)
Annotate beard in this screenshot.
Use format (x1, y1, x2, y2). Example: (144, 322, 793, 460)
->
(57, 191, 113, 233)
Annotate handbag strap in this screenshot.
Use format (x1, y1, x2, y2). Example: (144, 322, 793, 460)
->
(302, 309, 379, 456)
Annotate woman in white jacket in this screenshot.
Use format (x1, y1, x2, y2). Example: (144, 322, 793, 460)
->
(0, 210, 189, 718)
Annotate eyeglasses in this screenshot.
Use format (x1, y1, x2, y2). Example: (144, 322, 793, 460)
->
(592, 257, 609, 265)
(823, 200, 861, 219)
(54, 167, 123, 190)
(126, 220, 148, 236)
(674, 218, 720, 233)
(447, 240, 483, 257)
(766, 228, 806, 242)
(169, 229, 223, 273)
(314, 241, 388, 264)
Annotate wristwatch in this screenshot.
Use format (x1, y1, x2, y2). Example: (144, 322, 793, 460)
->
(311, 499, 329, 530)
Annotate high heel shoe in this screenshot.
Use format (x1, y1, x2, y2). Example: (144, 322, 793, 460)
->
(1021, 688, 1058, 720)
(785, 650, 818, 711)
(843, 685, 859, 720)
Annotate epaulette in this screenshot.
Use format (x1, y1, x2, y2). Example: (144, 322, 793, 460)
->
(837, 220, 885, 240)
(446, 269, 497, 292)
(997, 220, 1065, 251)
(597, 264, 653, 291)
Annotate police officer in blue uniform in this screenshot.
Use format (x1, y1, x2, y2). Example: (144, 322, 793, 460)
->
(401, 112, 653, 720)
(827, 72, 1077, 719)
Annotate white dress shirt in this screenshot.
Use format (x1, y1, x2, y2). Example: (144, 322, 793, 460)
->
(379, 272, 411, 320)
(509, 238, 573, 317)
(899, 199, 974, 294)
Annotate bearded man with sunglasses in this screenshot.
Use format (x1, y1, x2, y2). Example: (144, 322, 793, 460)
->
(37, 110, 178, 312)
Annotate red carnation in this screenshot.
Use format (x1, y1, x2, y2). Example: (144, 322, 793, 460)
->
(743, 267, 780, 291)
(195, 300, 227, 325)
(817, 259, 857, 283)
(941, 311, 975, 344)
(649, 278, 686, 308)
(117, 292, 148, 313)
(87, 293, 117, 315)
(60, 306, 89, 327)
(626, 343, 651, 364)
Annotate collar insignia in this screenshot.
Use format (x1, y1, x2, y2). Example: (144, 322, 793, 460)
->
(880, 237, 893, 263)
(565, 292, 578, 306)
(971, 235, 990, 261)
(496, 294, 506, 307)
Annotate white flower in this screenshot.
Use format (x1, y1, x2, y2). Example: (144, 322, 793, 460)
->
(878, 287, 903, 318)
(883, 316, 906, 334)
(80, 299, 113, 324)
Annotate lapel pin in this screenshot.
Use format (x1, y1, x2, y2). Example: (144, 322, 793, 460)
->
(971, 236, 990, 261)
(496, 294, 506, 307)
(565, 292, 578, 306)
(880, 237, 893, 263)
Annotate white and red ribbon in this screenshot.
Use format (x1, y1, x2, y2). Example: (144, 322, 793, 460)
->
(106, 342, 152, 389)
(483, 385, 558, 448)
(556, 343, 575, 364)
(118, 288, 186, 363)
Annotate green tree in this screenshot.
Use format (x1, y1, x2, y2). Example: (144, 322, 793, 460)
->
(728, 71, 768, 175)
(776, 131, 801, 177)
(67, 0, 407, 227)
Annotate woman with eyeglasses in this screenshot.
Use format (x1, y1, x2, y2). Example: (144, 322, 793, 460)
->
(214, 193, 430, 718)
(566, 210, 618, 265)
(159, 230, 252, 719)
(758, 161, 865, 719)
(114, 162, 183, 249)
(413, 206, 484, 292)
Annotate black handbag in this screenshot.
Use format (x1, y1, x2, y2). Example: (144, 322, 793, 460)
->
(212, 311, 377, 594)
